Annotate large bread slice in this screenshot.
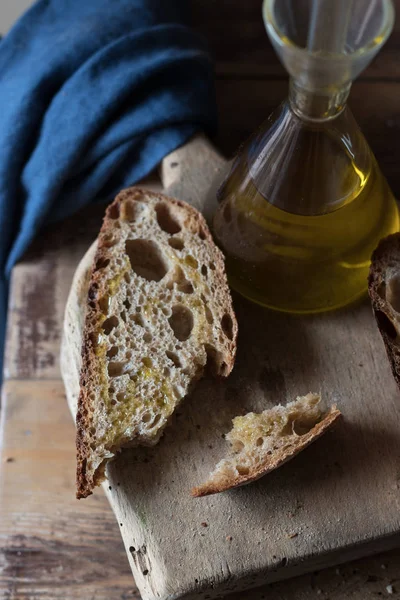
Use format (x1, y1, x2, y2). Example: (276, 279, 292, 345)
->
(74, 187, 237, 498)
(192, 394, 341, 497)
(368, 232, 400, 390)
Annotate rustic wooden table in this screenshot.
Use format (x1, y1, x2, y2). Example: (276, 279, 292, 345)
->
(1, 2, 400, 598)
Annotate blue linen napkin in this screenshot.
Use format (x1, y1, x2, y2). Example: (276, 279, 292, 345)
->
(0, 0, 217, 376)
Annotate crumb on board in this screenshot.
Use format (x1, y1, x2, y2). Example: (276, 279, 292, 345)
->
(386, 584, 394, 594)
(201, 522, 208, 528)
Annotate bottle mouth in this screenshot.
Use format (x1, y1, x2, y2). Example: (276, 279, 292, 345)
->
(263, 0, 394, 82)
(263, 0, 395, 93)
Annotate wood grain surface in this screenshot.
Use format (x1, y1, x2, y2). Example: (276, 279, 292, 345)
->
(2, 0, 400, 598)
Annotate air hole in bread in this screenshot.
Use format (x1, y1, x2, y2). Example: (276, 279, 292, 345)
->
(185, 255, 198, 269)
(142, 412, 152, 423)
(256, 437, 264, 447)
(143, 332, 152, 343)
(155, 202, 181, 234)
(232, 440, 245, 452)
(102, 233, 117, 247)
(205, 305, 214, 324)
(375, 310, 397, 340)
(125, 239, 169, 282)
(168, 305, 194, 341)
(201, 265, 208, 277)
(221, 314, 234, 340)
(198, 227, 206, 240)
(180, 282, 194, 294)
(292, 418, 315, 435)
(280, 419, 293, 437)
(131, 313, 144, 327)
(166, 351, 182, 368)
(204, 343, 222, 375)
(102, 316, 119, 335)
(152, 414, 162, 427)
(107, 203, 120, 219)
(123, 298, 131, 310)
(98, 296, 111, 314)
(168, 237, 184, 250)
(166, 266, 193, 294)
(209, 262, 216, 271)
(142, 357, 152, 368)
(387, 276, 400, 313)
(108, 362, 128, 377)
(107, 346, 118, 359)
(237, 465, 249, 476)
(121, 311, 127, 323)
(124, 272, 132, 284)
(116, 393, 125, 402)
(121, 200, 137, 222)
(94, 257, 110, 271)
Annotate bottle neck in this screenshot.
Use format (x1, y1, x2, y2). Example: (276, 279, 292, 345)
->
(289, 79, 351, 122)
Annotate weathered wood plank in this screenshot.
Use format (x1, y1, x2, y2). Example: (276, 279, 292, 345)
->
(0, 380, 137, 600)
(3, 206, 104, 381)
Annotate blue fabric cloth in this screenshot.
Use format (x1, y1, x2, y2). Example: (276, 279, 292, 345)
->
(0, 0, 217, 375)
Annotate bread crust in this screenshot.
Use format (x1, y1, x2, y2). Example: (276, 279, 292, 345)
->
(191, 406, 341, 497)
(368, 233, 400, 391)
(75, 187, 238, 499)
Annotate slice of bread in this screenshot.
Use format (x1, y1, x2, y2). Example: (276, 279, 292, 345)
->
(76, 187, 237, 499)
(368, 232, 400, 390)
(192, 394, 341, 497)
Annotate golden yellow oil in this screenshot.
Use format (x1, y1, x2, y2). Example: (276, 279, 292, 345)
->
(214, 154, 399, 314)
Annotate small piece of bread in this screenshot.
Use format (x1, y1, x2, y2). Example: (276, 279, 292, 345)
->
(368, 233, 400, 390)
(76, 187, 237, 499)
(192, 393, 341, 497)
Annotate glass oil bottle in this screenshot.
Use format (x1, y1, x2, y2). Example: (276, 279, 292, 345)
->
(213, 0, 399, 313)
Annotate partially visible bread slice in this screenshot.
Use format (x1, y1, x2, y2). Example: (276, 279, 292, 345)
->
(368, 233, 400, 390)
(76, 187, 237, 499)
(192, 394, 341, 497)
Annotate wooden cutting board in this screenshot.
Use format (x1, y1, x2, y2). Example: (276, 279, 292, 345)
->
(56, 135, 400, 600)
